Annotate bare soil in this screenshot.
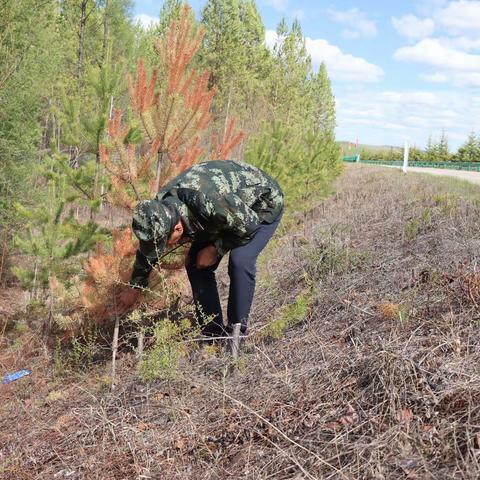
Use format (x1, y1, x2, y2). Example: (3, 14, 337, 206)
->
(1, 165, 479, 479)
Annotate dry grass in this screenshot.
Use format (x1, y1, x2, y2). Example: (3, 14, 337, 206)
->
(1, 165, 480, 479)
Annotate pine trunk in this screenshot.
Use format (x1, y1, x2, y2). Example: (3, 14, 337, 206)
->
(102, 0, 109, 63)
(224, 84, 233, 138)
(77, 0, 88, 80)
(154, 151, 165, 193)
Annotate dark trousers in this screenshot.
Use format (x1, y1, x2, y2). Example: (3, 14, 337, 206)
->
(186, 213, 282, 336)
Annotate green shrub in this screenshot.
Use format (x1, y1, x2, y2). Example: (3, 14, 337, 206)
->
(433, 193, 460, 215)
(54, 326, 99, 374)
(261, 288, 315, 340)
(306, 243, 369, 280)
(404, 207, 434, 242)
(405, 219, 420, 241)
(139, 318, 196, 381)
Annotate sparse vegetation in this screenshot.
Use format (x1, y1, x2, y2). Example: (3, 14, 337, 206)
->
(260, 287, 315, 340)
(2, 0, 480, 478)
(2, 165, 479, 478)
(138, 317, 193, 380)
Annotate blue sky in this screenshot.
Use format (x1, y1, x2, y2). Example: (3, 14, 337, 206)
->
(133, 1, 480, 150)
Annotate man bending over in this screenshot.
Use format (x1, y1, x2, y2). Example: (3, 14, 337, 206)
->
(121, 160, 284, 338)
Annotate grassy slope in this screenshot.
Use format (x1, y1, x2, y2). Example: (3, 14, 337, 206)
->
(1, 165, 480, 479)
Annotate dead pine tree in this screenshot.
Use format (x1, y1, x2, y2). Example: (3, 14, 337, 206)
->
(82, 5, 246, 367)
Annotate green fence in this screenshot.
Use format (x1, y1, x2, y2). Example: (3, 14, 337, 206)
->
(343, 157, 480, 172)
(343, 155, 360, 163)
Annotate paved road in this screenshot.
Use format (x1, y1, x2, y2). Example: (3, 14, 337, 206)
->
(371, 165, 480, 186)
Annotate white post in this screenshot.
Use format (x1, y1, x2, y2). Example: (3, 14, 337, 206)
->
(231, 323, 242, 360)
(137, 331, 144, 361)
(403, 140, 409, 173)
(356, 154, 360, 163)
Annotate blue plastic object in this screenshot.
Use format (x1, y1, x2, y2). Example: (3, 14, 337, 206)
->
(2, 369, 32, 384)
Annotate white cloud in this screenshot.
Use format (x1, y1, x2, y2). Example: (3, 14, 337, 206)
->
(435, 0, 480, 32)
(393, 3, 480, 88)
(440, 36, 480, 52)
(305, 37, 384, 81)
(404, 115, 432, 128)
(336, 88, 480, 149)
(384, 122, 407, 130)
(133, 14, 158, 29)
(266, 30, 384, 82)
(420, 70, 480, 87)
(420, 72, 449, 83)
(327, 8, 378, 39)
(341, 107, 384, 119)
(452, 72, 480, 86)
(380, 91, 438, 106)
(394, 38, 480, 71)
(391, 15, 435, 40)
(416, 0, 449, 16)
(265, 30, 278, 49)
(264, 0, 288, 12)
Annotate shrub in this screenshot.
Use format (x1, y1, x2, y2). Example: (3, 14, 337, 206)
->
(261, 288, 315, 340)
(138, 317, 196, 380)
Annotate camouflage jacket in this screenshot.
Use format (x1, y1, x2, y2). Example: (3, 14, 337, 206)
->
(130, 160, 284, 287)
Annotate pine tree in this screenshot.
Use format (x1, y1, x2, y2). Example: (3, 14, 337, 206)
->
(238, 0, 271, 130)
(56, 0, 133, 82)
(12, 153, 103, 294)
(126, 9, 215, 194)
(2, 0, 137, 288)
(200, 0, 270, 135)
(158, 0, 184, 35)
(77, 0, 93, 79)
(60, 49, 126, 209)
(425, 135, 437, 162)
(425, 132, 451, 162)
(97, 0, 135, 66)
(456, 131, 480, 162)
(0, 0, 62, 227)
(201, 0, 245, 129)
(245, 120, 341, 208)
(409, 146, 426, 162)
(57, 0, 135, 169)
(437, 130, 451, 162)
(246, 15, 342, 210)
(240, 0, 266, 62)
(138, 0, 198, 70)
(269, 18, 313, 127)
(311, 62, 336, 136)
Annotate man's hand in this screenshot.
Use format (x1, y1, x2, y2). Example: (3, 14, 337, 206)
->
(116, 287, 141, 313)
(196, 245, 219, 269)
